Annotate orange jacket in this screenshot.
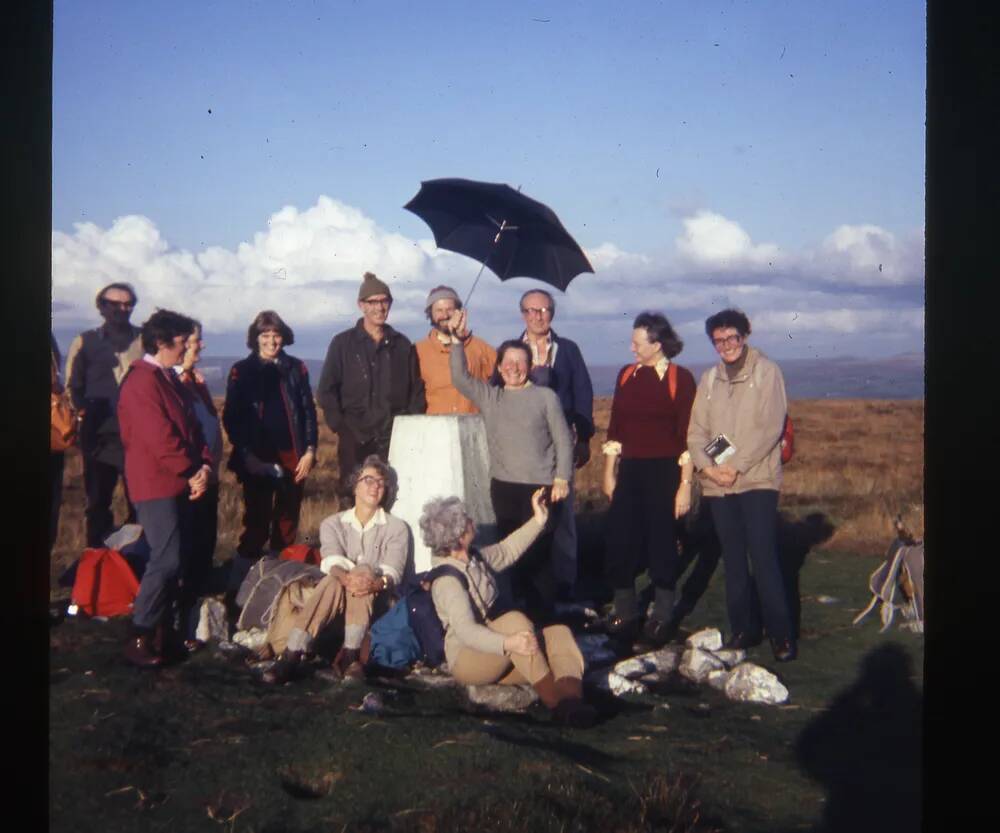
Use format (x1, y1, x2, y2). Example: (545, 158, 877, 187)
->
(415, 332, 496, 415)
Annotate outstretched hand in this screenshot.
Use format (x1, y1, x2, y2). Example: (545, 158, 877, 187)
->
(530, 487, 550, 526)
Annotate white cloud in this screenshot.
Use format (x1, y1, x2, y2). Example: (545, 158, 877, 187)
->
(51, 197, 925, 362)
(675, 210, 784, 270)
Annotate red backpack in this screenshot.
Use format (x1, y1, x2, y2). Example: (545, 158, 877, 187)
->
(279, 544, 322, 566)
(70, 548, 141, 617)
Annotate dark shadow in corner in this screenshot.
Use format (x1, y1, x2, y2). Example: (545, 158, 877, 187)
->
(778, 511, 836, 639)
(795, 642, 922, 833)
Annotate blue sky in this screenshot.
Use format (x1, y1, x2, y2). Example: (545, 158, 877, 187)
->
(52, 0, 925, 365)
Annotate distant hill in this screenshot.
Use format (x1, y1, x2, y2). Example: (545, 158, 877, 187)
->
(198, 353, 923, 400)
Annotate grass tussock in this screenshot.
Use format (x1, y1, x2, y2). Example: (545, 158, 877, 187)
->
(51, 396, 923, 591)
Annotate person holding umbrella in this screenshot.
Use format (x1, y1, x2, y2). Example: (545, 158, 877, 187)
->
(447, 307, 573, 624)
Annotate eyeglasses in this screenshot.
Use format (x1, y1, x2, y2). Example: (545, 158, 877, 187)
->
(101, 299, 134, 310)
(712, 334, 744, 348)
(521, 306, 552, 317)
(359, 475, 386, 488)
(362, 298, 391, 308)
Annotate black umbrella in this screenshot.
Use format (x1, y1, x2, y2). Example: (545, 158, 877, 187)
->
(404, 178, 594, 304)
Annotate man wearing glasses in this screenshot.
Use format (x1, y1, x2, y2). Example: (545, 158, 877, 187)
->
(65, 282, 144, 547)
(515, 288, 594, 601)
(317, 272, 425, 498)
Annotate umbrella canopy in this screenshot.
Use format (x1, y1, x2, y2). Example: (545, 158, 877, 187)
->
(404, 178, 594, 293)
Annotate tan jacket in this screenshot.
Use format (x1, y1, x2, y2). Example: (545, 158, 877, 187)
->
(430, 517, 543, 668)
(686, 346, 787, 497)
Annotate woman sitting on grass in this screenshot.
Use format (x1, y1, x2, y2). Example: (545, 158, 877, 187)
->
(421, 488, 597, 728)
(262, 456, 408, 684)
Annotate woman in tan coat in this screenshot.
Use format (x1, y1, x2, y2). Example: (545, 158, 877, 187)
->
(420, 489, 597, 728)
(687, 309, 796, 662)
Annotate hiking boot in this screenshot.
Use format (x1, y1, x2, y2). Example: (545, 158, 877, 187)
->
(640, 617, 680, 648)
(124, 635, 163, 669)
(261, 651, 301, 685)
(342, 661, 366, 683)
(723, 631, 763, 650)
(771, 638, 798, 663)
(552, 698, 598, 729)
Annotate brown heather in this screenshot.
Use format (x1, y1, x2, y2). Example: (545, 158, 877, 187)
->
(50, 397, 923, 593)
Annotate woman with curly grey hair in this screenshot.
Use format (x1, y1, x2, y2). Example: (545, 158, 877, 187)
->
(419, 489, 597, 728)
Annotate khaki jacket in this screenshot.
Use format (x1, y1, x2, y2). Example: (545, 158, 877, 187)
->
(430, 518, 543, 668)
(686, 346, 787, 497)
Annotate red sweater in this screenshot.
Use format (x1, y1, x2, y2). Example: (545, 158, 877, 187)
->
(118, 358, 212, 501)
(606, 362, 696, 458)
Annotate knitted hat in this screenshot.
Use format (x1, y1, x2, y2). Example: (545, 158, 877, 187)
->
(358, 271, 392, 302)
(424, 285, 460, 312)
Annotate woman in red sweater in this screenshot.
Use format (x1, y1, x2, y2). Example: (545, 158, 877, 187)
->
(601, 312, 696, 647)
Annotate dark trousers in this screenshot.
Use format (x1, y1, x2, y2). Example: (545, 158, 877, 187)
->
(672, 504, 723, 621)
(237, 469, 304, 558)
(707, 489, 792, 641)
(179, 483, 219, 637)
(83, 454, 135, 548)
(336, 432, 390, 498)
(604, 457, 680, 592)
(133, 493, 195, 632)
(490, 478, 562, 623)
(51, 453, 64, 553)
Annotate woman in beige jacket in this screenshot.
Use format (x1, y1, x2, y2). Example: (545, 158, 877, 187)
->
(686, 309, 796, 662)
(420, 489, 596, 728)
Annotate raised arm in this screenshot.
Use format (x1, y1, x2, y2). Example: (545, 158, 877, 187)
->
(448, 326, 489, 408)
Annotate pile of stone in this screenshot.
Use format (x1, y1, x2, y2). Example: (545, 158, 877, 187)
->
(581, 627, 789, 706)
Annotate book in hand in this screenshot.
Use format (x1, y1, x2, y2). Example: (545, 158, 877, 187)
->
(704, 434, 736, 465)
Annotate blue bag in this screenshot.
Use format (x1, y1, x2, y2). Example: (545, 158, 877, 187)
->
(369, 565, 469, 669)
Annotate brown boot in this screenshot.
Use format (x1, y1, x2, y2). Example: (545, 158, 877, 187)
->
(124, 634, 163, 669)
(552, 676, 598, 729)
(531, 672, 562, 709)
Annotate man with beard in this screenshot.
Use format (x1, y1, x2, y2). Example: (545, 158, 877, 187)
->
(65, 282, 144, 547)
(415, 285, 496, 415)
(317, 272, 425, 497)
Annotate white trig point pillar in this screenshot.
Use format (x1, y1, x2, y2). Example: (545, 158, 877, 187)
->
(388, 415, 498, 574)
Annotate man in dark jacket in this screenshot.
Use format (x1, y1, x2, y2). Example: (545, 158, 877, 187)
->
(316, 272, 425, 496)
(65, 282, 144, 546)
(515, 288, 594, 599)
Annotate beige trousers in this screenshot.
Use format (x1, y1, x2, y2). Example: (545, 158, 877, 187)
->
(266, 572, 374, 655)
(450, 610, 585, 686)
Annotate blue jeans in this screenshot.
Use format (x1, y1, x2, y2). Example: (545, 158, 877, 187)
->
(707, 489, 792, 642)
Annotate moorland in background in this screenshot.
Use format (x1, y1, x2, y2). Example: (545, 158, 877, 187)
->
(49, 397, 924, 833)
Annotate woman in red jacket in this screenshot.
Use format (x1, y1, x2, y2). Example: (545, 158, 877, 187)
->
(117, 309, 213, 668)
(601, 312, 696, 647)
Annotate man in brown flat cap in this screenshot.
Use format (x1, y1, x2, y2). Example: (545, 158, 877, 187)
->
(316, 272, 425, 497)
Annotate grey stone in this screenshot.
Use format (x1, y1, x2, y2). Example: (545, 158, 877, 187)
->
(613, 646, 683, 679)
(407, 668, 462, 689)
(678, 647, 726, 683)
(685, 628, 723, 651)
(584, 669, 648, 697)
(724, 663, 789, 705)
(466, 684, 538, 712)
(712, 648, 747, 668)
(706, 669, 731, 691)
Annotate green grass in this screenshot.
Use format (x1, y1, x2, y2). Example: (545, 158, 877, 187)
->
(50, 548, 922, 833)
